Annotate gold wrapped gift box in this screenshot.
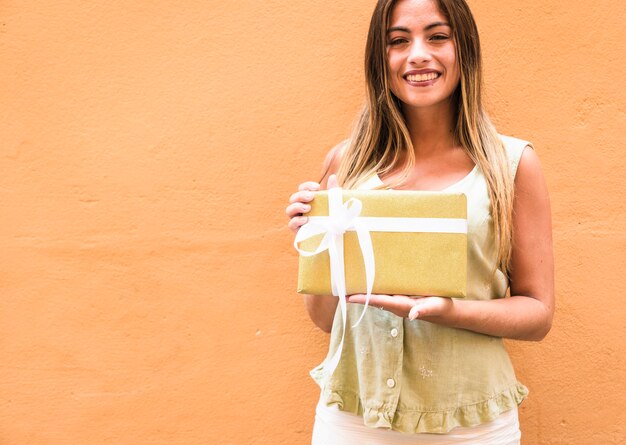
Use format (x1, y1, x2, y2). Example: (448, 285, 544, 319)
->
(296, 189, 467, 298)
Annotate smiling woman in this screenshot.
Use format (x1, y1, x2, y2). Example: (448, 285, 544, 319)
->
(285, 0, 554, 444)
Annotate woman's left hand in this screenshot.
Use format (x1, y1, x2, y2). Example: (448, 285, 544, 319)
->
(347, 294, 455, 322)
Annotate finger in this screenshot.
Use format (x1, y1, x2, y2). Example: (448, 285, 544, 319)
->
(298, 181, 321, 192)
(407, 299, 439, 319)
(348, 294, 397, 309)
(381, 295, 415, 313)
(288, 216, 308, 232)
(327, 174, 339, 189)
(285, 202, 311, 218)
(348, 295, 387, 313)
(348, 294, 383, 305)
(289, 190, 315, 204)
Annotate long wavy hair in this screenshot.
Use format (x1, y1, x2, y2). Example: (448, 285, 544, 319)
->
(330, 0, 515, 275)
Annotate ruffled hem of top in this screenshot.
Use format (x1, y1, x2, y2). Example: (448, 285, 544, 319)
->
(319, 383, 529, 435)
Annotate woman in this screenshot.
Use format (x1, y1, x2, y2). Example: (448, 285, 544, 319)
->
(286, 0, 554, 443)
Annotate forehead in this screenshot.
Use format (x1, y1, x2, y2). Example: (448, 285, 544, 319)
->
(388, 0, 447, 28)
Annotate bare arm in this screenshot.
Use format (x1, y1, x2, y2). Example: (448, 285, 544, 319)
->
(348, 146, 555, 341)
(449, 147, 554, 340)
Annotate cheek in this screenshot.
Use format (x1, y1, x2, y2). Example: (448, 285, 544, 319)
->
(387, 52, 399, 75)
(443, 51, 460, 83)
(386, 54, 402, 91)
(448, 61, 460, 83)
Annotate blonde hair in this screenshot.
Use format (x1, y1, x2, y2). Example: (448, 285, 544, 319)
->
(334, 0, 515, 275)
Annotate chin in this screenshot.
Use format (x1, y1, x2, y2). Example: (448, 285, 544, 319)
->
(400, 97, 450, 110)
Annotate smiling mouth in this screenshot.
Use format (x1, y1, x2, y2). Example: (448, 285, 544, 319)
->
(405, 72, 441, 82)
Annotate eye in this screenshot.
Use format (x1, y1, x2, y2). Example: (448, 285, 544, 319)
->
(430, 34, 450, 41)
(388, 38, 408, 46)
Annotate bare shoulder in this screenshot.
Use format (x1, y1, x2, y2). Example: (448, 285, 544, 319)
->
(320, 139, 349, 188)
(514, 145, 549, 198)
(511, 146, 552, 250)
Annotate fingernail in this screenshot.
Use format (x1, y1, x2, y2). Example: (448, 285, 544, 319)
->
(304, 192, 314, 200)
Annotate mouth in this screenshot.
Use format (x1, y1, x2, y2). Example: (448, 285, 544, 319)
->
(404, 72, 441, 85)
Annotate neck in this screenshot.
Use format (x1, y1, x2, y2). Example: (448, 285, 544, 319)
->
(401, 99, 457, 158)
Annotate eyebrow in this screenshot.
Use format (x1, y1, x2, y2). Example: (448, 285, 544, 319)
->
(386, 22, 450, 34)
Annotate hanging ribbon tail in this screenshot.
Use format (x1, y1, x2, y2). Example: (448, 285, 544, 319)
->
(322, 233, 347, 381)
(292, 187, 376, 384)
(351, 220, 375, 328)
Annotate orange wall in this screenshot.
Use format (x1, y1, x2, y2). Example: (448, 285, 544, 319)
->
(1, 1, 624, 444)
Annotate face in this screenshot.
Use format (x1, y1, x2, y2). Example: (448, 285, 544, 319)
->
(386, 0, 460, 112)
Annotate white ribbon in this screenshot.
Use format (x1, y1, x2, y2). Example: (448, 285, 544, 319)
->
(294, 187, 375, 381)
(294, 187, 467, 382)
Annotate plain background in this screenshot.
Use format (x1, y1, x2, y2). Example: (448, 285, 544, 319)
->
(1, 1, 624, 444)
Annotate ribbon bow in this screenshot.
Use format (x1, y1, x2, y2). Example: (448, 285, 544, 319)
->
(294, 187, 375, 381)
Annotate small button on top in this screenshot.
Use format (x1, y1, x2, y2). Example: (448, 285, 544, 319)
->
(386, 378, 396, 388)
(390, 328, 398, 338)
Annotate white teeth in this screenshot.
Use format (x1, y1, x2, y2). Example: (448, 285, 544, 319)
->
(406, 72, 440, 82)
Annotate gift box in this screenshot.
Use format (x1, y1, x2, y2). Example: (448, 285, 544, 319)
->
(295, 188, 467, 298)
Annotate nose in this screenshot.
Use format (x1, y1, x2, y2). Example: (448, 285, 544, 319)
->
(407, 39, 431, 64)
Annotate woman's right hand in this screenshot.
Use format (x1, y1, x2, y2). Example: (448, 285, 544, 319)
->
(286, 174, 338, 233)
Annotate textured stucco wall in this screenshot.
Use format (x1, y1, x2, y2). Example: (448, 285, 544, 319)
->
(0, 1, 624, 444)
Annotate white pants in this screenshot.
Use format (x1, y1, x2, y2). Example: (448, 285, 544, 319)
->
(312, 396, 521, 445)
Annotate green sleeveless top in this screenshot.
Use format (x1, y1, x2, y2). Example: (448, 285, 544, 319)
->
(310, 134, 532, 434)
